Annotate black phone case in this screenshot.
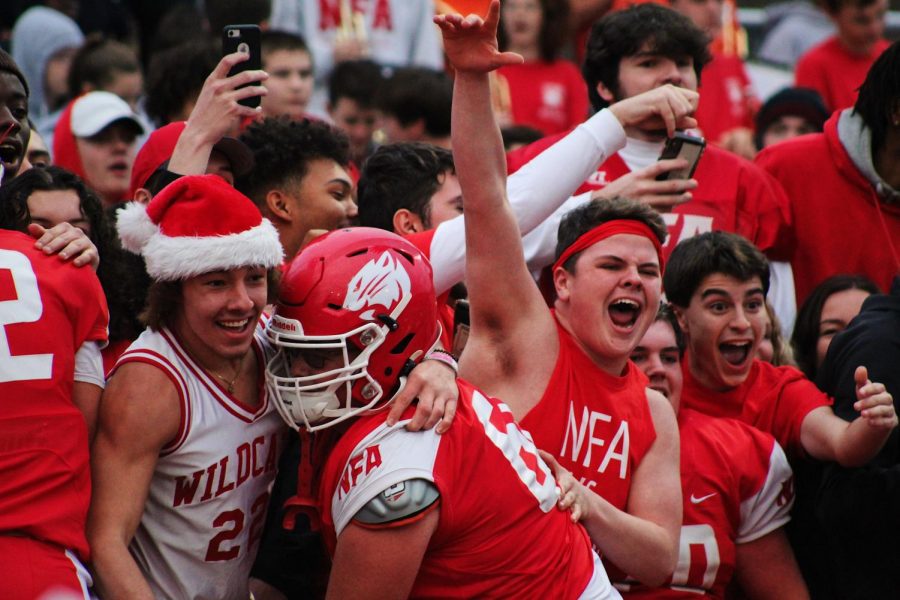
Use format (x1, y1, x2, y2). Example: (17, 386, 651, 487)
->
(222, 25, 262, 109)
(655, 132, 706, 181)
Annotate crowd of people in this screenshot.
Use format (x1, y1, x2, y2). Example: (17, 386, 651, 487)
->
(1, 0, 899, 599)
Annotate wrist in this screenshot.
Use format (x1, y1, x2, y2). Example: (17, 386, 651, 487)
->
(423, 349, 459, 375)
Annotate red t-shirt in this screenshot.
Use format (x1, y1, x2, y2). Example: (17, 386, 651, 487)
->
(621, 409, 794, 599)
(695, 53, 757, 145)
(795, 37, 890, 112)
(507, 138, 791, 259)
(318, 379, 606, 598)
(755, 112, 900, 304)
(496, 60, 590, 135)
(0, 231, 109, 560)
(680, 358, 831, 459)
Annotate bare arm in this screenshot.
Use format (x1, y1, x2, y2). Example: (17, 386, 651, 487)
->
(437, 3, 560, 415)
(734, 528, 809, 600)
(87, 363, 181, 600)
(801, 367, 897, 466)
(72, 381, 102, 444)
(546, 389, 681, 585)
(326, 510, 439, 599)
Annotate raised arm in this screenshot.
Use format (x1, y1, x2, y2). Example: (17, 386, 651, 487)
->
(87, 363, 181, 600)
(168, 52, 268, 177)
(436, 3, 559, 407)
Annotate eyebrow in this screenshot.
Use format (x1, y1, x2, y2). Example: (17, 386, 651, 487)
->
(700, 287, 764, 299)
(596, 255, 659, 268)
(819, 318, 846, 327)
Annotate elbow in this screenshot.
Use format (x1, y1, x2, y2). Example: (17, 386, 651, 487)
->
(629, 540, 679, 587)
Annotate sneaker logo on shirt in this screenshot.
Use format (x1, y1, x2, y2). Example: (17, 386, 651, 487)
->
(689, 492, 717, 504)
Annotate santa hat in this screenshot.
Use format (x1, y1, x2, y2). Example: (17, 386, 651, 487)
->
(117, 174, 284, 281)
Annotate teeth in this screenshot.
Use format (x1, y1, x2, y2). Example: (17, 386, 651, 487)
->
(612, 299, 639, 309)
(220, 319, 249, 329)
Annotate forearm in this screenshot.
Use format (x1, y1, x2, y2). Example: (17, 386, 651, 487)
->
(90, 537, 155, 600)
(506, 109, 624, 235)
(167, 125, 215, 177)
(581, 494, 678, 586)
(835, 417, 892, 467)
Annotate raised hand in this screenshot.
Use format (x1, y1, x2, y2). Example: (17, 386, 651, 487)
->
(434, 0, 524, 74)
(854, 365, 898, 429)
(591, 158, 698, 212)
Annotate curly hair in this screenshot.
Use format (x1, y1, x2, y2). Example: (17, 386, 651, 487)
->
(236, 117, 350, 206)
(854, 40, 900, 153)
(583, 4, 710, 111)
(0, 166, 144, 342)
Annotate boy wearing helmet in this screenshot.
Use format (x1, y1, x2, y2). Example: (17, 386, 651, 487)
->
(266, 226, 620, 599)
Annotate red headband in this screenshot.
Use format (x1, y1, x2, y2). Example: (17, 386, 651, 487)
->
(553, 220, 665, 274)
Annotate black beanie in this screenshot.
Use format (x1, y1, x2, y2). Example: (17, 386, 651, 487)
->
(755, 87, 829, 149)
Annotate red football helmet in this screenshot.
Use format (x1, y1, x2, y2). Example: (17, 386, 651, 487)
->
(266, 227, 441, 431)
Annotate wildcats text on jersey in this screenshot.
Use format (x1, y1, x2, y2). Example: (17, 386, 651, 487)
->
(562, 401, 630, 488)
(173, 433, 278, 507)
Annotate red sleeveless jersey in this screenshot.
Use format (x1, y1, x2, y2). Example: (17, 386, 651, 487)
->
(521, 317, 657, 512)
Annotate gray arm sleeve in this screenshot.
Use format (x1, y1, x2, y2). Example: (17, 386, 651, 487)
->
(352, 478, 440, 525)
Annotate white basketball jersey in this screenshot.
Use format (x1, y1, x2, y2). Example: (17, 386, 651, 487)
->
(115, 324, 285, 600)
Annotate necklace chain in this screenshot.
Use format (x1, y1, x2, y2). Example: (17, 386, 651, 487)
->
(209, 352, 247, 394)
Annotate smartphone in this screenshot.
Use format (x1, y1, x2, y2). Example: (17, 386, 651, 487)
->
(451, 299, 470, 357)
(222, 24, 262, 108)
(655, 132, 706, 181)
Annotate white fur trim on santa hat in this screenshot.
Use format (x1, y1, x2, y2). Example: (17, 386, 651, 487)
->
(139, 218, 283, 281)
(116, 201, 159, 254)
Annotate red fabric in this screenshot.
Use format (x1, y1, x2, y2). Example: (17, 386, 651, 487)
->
(507, 136, 792, 260)
(406, 229, 454, 350)
(755, 113, 900, 304)
(625, 410, 790, 599)
(0, 537, 89, 599)
(0, 231, 109, 561)
(521, 317, 656, 514)
(695, 53, 758, 145)
(680, 358, 831, 459)
(318, 380, 598, 597)
(52, 98, 87, 180)
(795, 37, 890, 112)
(553, 219, 664, 274)
(496, 60, 589, 136)
(128, 121, 186, 198)
(147, 174, 263, 236)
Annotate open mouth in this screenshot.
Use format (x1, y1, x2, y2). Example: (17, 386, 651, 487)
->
(0, 142, 22, 165)
(108, 160, 129, 175)
(609, 298, 641, 328)
(218, 318, 251, 332)
(719, 341, 752, 366)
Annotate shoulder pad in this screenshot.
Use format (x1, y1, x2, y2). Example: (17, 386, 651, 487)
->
(353, 478, 440, 526)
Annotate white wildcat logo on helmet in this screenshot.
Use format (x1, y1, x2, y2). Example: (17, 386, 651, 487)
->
(344, 251, 412, 321)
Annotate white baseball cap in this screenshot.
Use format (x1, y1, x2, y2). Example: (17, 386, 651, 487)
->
(70, 91, 145, 138)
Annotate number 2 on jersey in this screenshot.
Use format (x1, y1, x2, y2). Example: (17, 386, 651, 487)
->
(0, 250, 53, 382)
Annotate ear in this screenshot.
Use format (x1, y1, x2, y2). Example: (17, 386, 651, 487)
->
(553, 266, 572, 302)
(392, 209, 426, 235)
(133, 188, 153, 205)
(672, 304, 690, 336)
(595, 81, 617, 105)
(265, 189, 293, 222)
